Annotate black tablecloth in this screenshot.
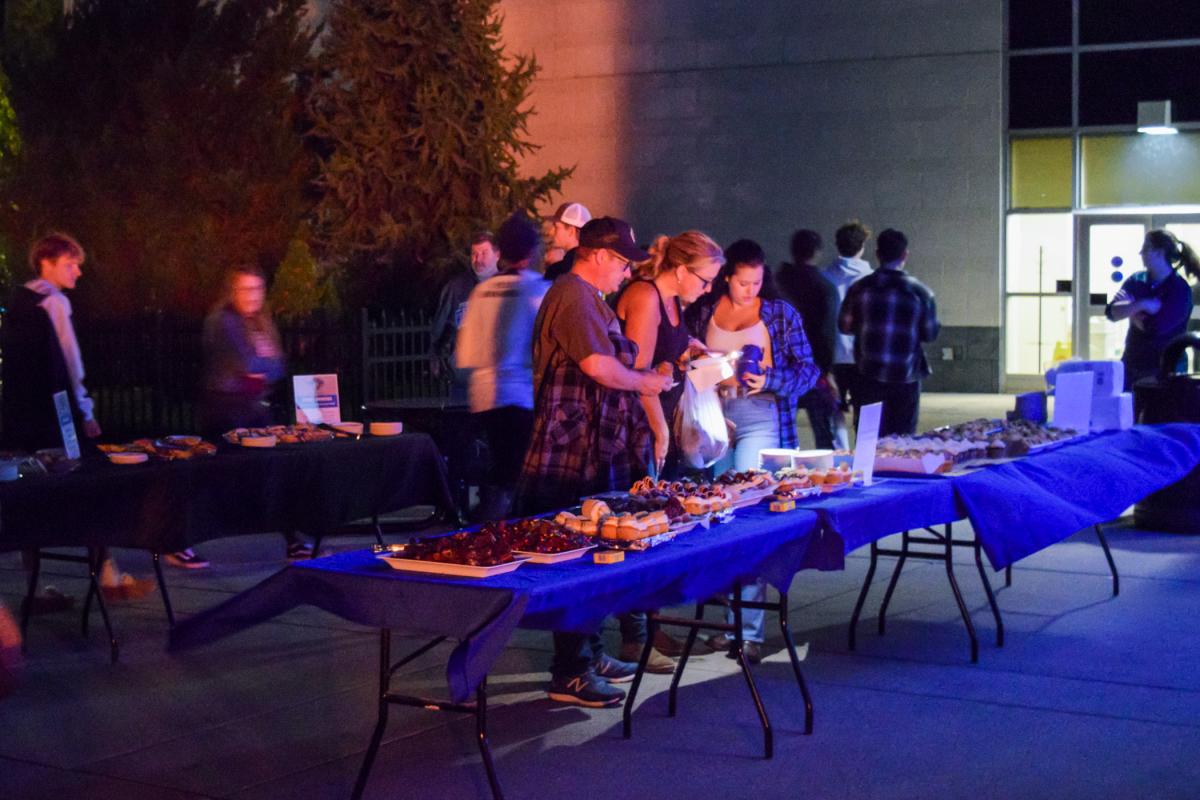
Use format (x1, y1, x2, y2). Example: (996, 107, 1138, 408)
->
(0, 434, 455, 552)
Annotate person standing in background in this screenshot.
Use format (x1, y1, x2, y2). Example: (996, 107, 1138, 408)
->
(430, 232, 501, 403)
(777, 229, 845, 449)
(455, 214, 548, 521)
(824, 221, 873, 418)
(195, 265, 315, 562)
(1105, 228, 1198, 391)
(839, 229, 940, 436)
(2, 233, 155, 603)
(541, 201, 591, 281)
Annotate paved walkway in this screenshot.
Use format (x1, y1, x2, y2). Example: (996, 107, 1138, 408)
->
(4, 394, 1200, 800)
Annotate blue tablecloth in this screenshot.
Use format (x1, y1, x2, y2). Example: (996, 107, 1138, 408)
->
(800, 478, 962, 556)
(170, 507, 821, 702)
(952, 424, 1200, 570)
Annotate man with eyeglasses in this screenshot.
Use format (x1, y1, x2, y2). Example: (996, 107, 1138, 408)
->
(516, 216, 673, 709)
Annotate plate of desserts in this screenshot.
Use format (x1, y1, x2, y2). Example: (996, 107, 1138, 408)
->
(378, 526, 527, 578)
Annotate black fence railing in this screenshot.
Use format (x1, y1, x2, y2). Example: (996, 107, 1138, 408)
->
(0, 308, 451, 441)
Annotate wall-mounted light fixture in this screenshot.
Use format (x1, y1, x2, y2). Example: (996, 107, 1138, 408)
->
(1137, 100, 1178, 135)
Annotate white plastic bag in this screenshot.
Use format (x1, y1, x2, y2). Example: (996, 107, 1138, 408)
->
(674, 376, 730, 469)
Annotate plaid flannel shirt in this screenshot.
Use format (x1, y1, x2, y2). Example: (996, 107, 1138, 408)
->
(517, 329, 651, 514)
(685, 297, 820, 448)
(838, 267, 940, 384)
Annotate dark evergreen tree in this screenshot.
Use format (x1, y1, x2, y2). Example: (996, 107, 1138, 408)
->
(1, 0, 317, 316)
(308, 0, 571, 303)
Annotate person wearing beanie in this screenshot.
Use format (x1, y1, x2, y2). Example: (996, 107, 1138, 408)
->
(455, 213, 549, 520)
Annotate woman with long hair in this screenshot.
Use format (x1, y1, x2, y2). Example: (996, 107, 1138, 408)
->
(172, 266, 313, 565)
(616, 231, 724, 476)
(1106, 229, 1198, 390)
(685, 238, 820, 661)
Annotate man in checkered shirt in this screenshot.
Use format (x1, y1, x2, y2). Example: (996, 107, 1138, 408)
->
(838, 228, 940, 435)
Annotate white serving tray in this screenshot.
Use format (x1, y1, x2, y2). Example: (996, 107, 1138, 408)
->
(513, 545, 597, 564)
(377, 554, 527, 578)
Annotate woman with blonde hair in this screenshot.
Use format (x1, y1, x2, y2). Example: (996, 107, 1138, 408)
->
(613, 231, 724, 672)
(617, 231, 724, 476)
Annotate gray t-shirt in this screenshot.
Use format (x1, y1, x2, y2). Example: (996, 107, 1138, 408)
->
(532, 272, 618, 397)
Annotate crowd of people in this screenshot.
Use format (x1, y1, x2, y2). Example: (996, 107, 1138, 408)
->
(2, 212, 1194, 705)
(437, 204, 945, 705)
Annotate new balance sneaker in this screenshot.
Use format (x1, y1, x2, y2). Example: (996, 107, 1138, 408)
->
(164, 549, 210, 570)
(547, 670, 625, 708)
(592, 653, 637, 684)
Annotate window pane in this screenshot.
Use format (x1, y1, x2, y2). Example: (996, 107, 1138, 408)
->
(1011, 137, 1072, 208)
(1079, 47, 1200, 126)
(1006, 213, 1073, 293)
(1082, 133, 1200, 206)
(1081, 0, 1200, 45)
(1009, 54, 1072, 129)
(1010, 0, 1072, 49)
(1005, 296, 1073, 374)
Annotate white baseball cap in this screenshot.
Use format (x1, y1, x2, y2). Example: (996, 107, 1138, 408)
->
(548, 202, 592, 229)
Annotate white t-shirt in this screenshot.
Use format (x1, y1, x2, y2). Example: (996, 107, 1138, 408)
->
(454, 270, 549, 413)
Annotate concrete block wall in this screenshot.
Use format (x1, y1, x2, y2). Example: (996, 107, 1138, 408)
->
(501, 0, 1005, 389)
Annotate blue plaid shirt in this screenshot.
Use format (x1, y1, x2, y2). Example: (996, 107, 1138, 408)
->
(838, 267, 940, 384)
(686, 297, 819, 448)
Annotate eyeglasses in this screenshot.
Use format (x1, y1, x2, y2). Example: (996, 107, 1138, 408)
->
(686, 267, 714, 289)
(609, 250, 632, 271)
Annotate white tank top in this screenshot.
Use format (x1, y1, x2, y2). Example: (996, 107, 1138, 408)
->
(705, 317, 773, 368)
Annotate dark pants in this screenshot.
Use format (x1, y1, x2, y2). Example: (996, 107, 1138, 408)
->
(831, 364, 859, 411)
(797, 385, 838, 450)
(477, 406, 534, 490)
(853, 376, 921, 436)
(551, 632, 606, 680)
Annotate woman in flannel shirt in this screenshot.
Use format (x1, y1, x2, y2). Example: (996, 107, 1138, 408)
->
(685, 238, 820, 659)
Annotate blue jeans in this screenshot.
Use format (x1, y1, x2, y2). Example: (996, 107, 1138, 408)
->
(715, 394, 779, 642)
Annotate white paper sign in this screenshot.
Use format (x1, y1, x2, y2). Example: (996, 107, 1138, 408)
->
(52, 390, 81, 460)
(1053, 371, 1093, 433)
(293, 374, 341, 424)
(852, 402, 882, 485)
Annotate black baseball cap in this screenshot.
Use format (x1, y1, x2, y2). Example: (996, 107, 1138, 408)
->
(496, 213, 541, 263)
(578, 217, 650, 263)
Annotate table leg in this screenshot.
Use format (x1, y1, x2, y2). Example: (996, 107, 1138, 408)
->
(848, 541, 879, 651)
(732, 583, 772, 759)
(1094, 524, 1120, 597)
(351, 629, 392, 800)
(84, 548, 119, 664)
(151, 552, 176, 628)
(943, 525, 978, 663)
(878, 531, 910, 636)
(623, 615, 658, 740)
(1005, 565, 1013, 588)
(973, 539, 1004, 647)
(19, 549, 41, 651)
(372, 515, 385, 546)
(476, 679, 504, 800)
(667, 602, 705, 718)
(776, 591, 813, 735)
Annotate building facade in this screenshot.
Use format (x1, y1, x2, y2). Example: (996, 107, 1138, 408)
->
(502, 0, 1200, 391)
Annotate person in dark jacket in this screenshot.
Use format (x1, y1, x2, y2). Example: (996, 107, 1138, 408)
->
(2, 233, 154, 604)
(776, 229, 845, 449)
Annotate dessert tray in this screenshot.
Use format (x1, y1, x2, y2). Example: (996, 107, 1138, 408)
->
(377, 554, 528, 578)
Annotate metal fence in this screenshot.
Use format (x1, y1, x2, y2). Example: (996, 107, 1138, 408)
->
(0, 308, 450, 441)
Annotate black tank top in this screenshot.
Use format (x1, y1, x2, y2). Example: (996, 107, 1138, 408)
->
(647, 281, 689, 423)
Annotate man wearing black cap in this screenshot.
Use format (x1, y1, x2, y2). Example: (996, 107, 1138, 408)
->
(455, 214, 547, 521)
(517, 216, 673, 708)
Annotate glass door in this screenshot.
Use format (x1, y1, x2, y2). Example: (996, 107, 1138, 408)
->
(1077, 215, 1150, 362)
(1077, 213, 1200, 361)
